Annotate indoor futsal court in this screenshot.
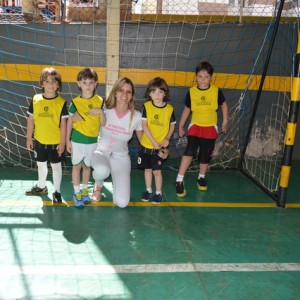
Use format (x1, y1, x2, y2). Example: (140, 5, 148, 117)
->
(1, 0, 300, 299)
(0, 163, 300, 299)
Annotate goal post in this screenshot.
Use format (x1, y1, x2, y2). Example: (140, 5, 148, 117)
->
(278, 27, 300, 207)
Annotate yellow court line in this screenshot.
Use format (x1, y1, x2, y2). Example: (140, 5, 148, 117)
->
(1, 200, 299, 208)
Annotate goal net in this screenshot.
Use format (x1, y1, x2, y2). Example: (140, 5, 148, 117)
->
(0, 0, 299, 199)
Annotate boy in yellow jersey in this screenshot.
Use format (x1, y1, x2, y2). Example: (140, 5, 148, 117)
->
(26, 67, 69, 204)
(175, 61, 229, 196)
(66, 68, 105, 207)
(137, 77, 176, 204)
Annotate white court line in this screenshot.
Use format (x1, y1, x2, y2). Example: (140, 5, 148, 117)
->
(2, 263, 300, 275)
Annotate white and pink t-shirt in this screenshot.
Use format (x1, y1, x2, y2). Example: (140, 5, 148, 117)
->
(96, 108, 142, 153)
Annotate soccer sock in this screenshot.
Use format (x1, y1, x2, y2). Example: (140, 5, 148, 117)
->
(156, 191, 162, 195)
(176, 174, 184, 182)
(147, 188, 152, 193)
(51, 162, 62, 193)
(82, 184, 88, 190)
(73, 185, 81, 194)
(198, 173, 205, 179)
(37, 161, 48, 188)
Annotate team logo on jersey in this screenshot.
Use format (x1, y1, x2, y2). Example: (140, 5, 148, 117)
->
(88, 104, 93, 109)
(150, 115, 164, 126)
(38, 106, 53, 118)
(199, 96, 209, 105)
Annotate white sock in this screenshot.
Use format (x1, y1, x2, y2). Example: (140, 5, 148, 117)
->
(198, 173, 205, 179)
(51, 162, 62, 193)
(147, 188, 152, 193)
(74, 185, 81, 194)
(176, 174, 184, 182)
(37, 161, 48, 188)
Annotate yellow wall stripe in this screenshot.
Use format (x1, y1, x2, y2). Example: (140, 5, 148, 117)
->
(0, 64, 291, 91)
(131, 14, 297, 23)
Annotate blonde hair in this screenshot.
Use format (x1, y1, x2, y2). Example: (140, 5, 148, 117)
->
(105, 78, 138, 124)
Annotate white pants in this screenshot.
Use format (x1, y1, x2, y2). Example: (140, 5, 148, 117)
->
(91, 150, 131, 208)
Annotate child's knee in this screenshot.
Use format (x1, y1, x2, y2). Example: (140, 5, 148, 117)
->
(153, 169, 161, 177)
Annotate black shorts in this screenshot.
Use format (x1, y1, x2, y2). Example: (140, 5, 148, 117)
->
(137, 147, 163, 170)
(183, 136, 215, 164)
(34, 141, 62, 164)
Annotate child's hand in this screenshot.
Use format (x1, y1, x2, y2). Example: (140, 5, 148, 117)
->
(162, 138, 170, 148)
(158, 147, 169, 160)
(153, 141, 160, 150)
(26, 138, 33, 151)
(222, 120, 228, 133)
(72, 112, 83, 122)
(179, 127, 185, 138)
(57, 143, 65, 157)
(66, 140, 72, 153)
(89, 108, 101, 115)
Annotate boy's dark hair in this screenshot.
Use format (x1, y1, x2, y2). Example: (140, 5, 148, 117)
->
(145, 77, 170, 99)
(195, 61, 214, 76)
(77, 67, 98, 82)
(39, 67, 62, 90)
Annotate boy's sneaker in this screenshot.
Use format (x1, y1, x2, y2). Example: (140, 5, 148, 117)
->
(151, 193, 163, 204)
(175, 181, 186, 197)
(25, 185, 48, 196)
(73, 192, 84, 207)
(81, 189, 90, 204)
(52, 191, 62, 204)
(197, 178, 208, 191)
(141, 191, 153, 202)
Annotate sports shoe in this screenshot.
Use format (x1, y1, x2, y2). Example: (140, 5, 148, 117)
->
(73, 192, 84, 207)
(81, 189, 90, 204)
(175, 181, 186, 197)
(25, 185, 48, 196)
(52, 191, 62, 204)
(197, 178, 208, 191)
(151, 193, 163, 204)
(141, 191, 153, 202)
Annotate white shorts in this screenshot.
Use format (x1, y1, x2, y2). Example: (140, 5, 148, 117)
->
(71, 141, 97, 167)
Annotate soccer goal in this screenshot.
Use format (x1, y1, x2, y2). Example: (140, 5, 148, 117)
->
(0, 0, 299, 206)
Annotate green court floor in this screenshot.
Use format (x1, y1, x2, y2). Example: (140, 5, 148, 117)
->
(0, 163, 300, 299)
